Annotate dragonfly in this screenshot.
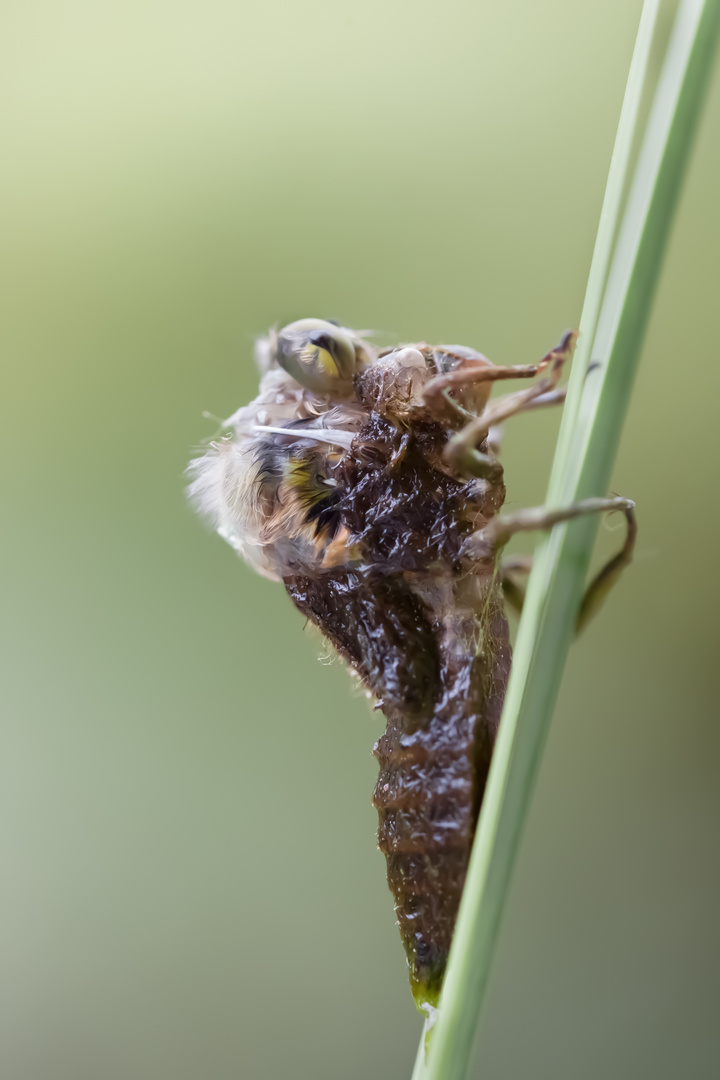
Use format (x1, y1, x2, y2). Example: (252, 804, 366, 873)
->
(188, 318, 635, 1019)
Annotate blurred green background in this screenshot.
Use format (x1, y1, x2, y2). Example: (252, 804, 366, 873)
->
(1, 1, 718, 1077)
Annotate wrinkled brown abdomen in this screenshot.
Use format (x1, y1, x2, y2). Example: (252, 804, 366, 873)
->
(286, 569, 511, 1014)
(374, 600, 510, 1012)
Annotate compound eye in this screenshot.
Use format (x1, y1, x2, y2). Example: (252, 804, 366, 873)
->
(273, 318, 360, 392)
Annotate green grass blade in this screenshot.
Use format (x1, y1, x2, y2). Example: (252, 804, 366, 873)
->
(414, 3, 720, 1079)
(549, 0, 660, 481)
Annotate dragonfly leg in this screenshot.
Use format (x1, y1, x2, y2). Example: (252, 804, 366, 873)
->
(576, 505, 637, 633)
(429, 334, 574, 473)
(424, 332, 575, 420)
(482, 383, 567, 460)
(478, 496, 633, 549)
(444, 384, 568, 481)
(471, 500, 636, 631)
(500, 555, 533, 616)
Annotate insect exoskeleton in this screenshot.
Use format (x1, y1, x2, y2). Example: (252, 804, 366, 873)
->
(190, 317, 634, 1019)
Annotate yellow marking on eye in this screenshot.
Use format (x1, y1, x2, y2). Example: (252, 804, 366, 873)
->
(302, 343, 338, 378)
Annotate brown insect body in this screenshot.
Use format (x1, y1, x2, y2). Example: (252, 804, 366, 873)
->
(189, 320, 631, 1018)
(285, 380, 511, 1015)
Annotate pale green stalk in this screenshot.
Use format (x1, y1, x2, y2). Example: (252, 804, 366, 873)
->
(412, 2, 720, 1078)
(550, 0, 660, 475)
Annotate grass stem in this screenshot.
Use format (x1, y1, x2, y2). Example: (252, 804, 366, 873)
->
(412, 3, 719, 1077)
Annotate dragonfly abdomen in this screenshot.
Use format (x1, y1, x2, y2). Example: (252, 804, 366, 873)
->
(372, 610, 510, 1015)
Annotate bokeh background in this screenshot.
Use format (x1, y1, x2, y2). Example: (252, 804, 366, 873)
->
(2, 1, 719, 1077)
